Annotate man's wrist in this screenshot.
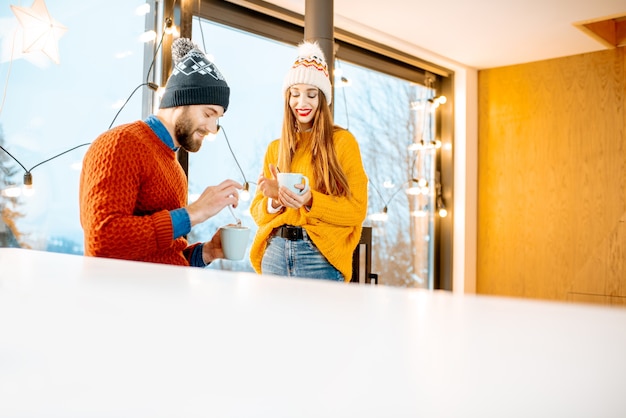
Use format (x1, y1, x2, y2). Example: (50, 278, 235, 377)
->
(202, 242, 215, 265)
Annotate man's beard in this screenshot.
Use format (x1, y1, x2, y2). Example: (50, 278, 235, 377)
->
(174, 110, 207, 153)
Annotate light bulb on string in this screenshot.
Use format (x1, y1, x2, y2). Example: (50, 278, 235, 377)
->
(369, 206, 388, 222)
(164, 25, 179, 37)
(435, 173, 447, 218)
(367, 180, 404, 223)
(338, 76, 351, 87)
(23, 186, 35, 197)
(0, 143, 90, 190)
(163, 17, 175, 35)
(437, 195, 447, 217)
(408, 142, 422, 151)
(23, 172, 32, 189)
(434, 95, 447, 105)
(410, 100, 425, 111)
(406, 186, 421, 195)
(410, 209, 428, 218)
(428, 94, 447, 111)
(334, 67, 352, 88)
(240, 182, 251, 202)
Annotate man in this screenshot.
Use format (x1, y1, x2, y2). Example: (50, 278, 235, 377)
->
(79, 38, 241, 267)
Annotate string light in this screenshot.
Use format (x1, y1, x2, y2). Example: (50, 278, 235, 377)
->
(23, 172, 32, 188)
(435, 177, 447, 218)
(368, 179, 417, 222)
(368, 175, 447, 220)
(369, 206, 388, 222)
(437, 199, 447, 218)
(337, 76, 351, 87)
(217, 124, 253, 201)
(429, 97, 446, 110)
(406, 184, 422, 196)
(432, 95, 447, 105)
(195, 17, 253, 202)
(0, 143, 90, 190)
(407, 139, 442, 151)
(0, 14, 276, 222)
(410, 208, 428, 218)
(164, 24, 179, 37)
(0, 12, 174, 189)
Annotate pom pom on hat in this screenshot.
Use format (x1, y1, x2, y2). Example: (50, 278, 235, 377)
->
(171, 37, 196, 64)
(160, 38, 230, 111)
(282, 41, 332, 105)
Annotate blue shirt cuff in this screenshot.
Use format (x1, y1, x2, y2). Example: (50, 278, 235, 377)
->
(190, 244, 207, 267)
(171, 208, 191, 239)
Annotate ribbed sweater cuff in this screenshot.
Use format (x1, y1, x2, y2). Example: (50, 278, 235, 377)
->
(154, 210, 174, 249)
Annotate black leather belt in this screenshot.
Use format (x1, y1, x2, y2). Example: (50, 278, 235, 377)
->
(273, 225, 304, 240)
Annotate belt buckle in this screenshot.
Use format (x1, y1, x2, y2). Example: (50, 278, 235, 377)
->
(286, 227, 300, 240)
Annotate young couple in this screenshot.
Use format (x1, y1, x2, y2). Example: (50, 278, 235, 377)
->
(80, 38, 367, 282)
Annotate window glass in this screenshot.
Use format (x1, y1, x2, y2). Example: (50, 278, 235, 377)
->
(334, 61, 438, 288)
(0, 4, 442, 288)
(0, 0, 147, 253)
(188, 18, 439, 287)
(188, 18, 293, 273)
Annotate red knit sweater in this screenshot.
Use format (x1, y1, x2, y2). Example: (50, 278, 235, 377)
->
(79, 121, 198, 265)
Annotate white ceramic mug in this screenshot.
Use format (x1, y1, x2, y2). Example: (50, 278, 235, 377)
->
(277, 173, 310, 195)
(220, 225, 251, 260)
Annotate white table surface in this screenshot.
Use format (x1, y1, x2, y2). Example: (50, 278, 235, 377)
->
(2, 247, 626, 418)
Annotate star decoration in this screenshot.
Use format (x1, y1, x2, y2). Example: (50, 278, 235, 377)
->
(10, 0, 68, 64)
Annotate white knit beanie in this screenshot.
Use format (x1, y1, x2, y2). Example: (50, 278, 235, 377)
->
(282, 41, 332, 105)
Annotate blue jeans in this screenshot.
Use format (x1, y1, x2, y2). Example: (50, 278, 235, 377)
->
(261, 229, 344, 281)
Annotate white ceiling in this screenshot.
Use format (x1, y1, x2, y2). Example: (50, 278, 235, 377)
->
(263, 0, 626, 69)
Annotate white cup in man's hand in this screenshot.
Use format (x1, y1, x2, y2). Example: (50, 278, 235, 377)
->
(277, 173, 309, 195)
(220, 225, 250, 260)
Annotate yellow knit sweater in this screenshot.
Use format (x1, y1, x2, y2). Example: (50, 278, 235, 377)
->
(249, 129, 368, 281)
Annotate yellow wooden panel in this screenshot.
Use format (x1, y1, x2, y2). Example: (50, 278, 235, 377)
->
(477, 47, 626, 305)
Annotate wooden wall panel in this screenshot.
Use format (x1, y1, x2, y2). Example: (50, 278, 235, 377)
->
(477, 47, 626, 304)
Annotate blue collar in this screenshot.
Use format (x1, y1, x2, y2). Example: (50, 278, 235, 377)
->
(144, 115, 179, 152)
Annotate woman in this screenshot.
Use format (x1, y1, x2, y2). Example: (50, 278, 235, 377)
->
(249, 41, 368, 282)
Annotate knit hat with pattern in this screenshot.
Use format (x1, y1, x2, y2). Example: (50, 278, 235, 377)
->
(282, 41, 332, 105)
(159, 38, 230, 111)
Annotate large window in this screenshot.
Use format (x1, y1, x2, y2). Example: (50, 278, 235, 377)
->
(0, 0, 452, 289)
(186, 3, 452, 288)
(0, 0, 148, 253)
(333, 61, 443, 288)
(186, 19, 291, 274)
